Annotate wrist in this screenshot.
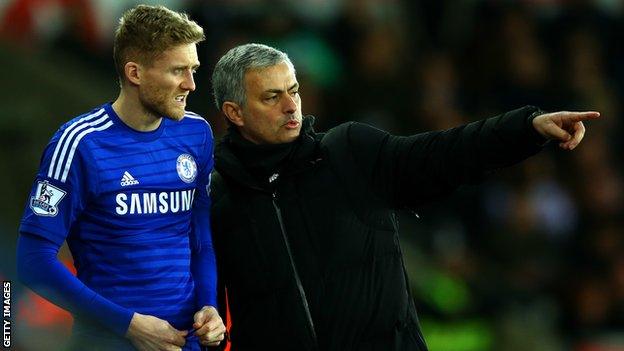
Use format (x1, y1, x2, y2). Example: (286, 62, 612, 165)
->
(125, 312, 143, 338)
(529, 109, 549, 145)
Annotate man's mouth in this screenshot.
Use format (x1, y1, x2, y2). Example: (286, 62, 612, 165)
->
(175, 95, 186, 104)
(285, 120, 300, 129)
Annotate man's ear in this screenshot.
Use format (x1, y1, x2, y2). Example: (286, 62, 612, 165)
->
(124, 61, 141, 86)
(222, 102, 244, 127)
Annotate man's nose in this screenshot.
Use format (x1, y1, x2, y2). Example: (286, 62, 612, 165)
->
(181, 71, 196, 91)
(282, 94, 297, 114)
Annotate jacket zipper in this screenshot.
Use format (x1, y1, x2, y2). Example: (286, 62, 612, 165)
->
(271, 190, 319, 349)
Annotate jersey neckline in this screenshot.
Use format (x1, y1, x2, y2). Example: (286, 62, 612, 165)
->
(103, 102, 167, 142)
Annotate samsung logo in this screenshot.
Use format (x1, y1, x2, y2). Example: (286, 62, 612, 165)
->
(115, 189, 195, 215)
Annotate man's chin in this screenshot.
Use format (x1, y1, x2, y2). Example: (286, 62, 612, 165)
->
(164, 109, 185, 121)
(143, 103, 185, 122)
(281, 129, 301, 143)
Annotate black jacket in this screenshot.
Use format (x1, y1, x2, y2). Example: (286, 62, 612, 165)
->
(210, 106, 545, 351)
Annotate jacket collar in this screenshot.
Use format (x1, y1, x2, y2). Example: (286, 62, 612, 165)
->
(215, 115, 320, 190)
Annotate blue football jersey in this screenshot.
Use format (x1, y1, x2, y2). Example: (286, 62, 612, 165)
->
(19, 103, 215, 349)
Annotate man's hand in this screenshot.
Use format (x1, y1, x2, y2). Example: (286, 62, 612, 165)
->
(192, 306, 226, 347)
(532, 111, 600, 150)
(126, 312, 187, 351)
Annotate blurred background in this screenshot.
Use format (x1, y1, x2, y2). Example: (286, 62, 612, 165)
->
(1, 0, 623, 350)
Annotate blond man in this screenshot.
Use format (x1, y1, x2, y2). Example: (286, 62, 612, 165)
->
(17, 5, 224, 350)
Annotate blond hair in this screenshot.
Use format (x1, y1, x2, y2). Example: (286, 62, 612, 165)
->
(113, 5, 205, 85)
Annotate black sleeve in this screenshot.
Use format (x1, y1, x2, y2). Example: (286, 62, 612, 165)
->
(348, 105, 546, 209)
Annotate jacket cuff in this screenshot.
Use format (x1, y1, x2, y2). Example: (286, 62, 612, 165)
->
(526, 107, 550, 146)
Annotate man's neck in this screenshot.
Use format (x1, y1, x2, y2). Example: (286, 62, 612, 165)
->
(112, 91, 162, 132)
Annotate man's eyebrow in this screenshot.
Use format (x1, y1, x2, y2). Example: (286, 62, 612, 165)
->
(265, 83, 299, 94)
(173, 63, 200, 69)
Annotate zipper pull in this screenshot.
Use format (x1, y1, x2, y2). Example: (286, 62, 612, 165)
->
(269, 173, 279, 184)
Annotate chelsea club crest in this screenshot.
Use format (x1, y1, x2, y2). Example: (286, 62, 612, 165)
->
(176, 154, 197, 183)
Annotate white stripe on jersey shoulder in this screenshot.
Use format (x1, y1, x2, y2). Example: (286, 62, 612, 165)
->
(56, 119, 113, 183)
(52, 114, 111, 180)
(48, 108, 106, 179)
(59, 118, 114, 183)
(47, 110, 113, 183)
(184, 111, 208, 124)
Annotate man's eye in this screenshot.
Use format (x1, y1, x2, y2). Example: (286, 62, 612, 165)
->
(290, 91, 299, 96)
(266, 96, 278, 101)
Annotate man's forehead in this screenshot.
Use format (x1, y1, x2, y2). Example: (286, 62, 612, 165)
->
(154, 43, 199, 65)
(246, 63, 297, 88)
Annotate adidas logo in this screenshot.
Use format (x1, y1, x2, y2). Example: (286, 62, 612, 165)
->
(120, 171, 139, 186)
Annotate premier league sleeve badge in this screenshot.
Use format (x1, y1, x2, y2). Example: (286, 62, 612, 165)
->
(30, 180, 67, 216)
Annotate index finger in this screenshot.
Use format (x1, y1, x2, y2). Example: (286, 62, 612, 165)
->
(560, 111, 600, 122)
(192, 322, 212, 337)
(195, 313, 222, 335)
(193, 309, 207, 327)
(198, 318, 222, 336)
(193, 307, 218, 328)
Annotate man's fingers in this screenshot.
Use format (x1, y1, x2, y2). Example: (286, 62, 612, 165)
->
(193, 306, 221, 335)
(198, 319, 226, 346)
(564, 121, 585, 150)
(201, 331, 225, 344)
(559, 122, 585, 150)
(192, 322, 212, 337)
(193, 309, 208, 326)
(170, 337, 186, 347)
(547, 122, 572, 142)
(206, 323, 227, 341)
(559, 111, 600, 123)
(202, 340, 224, 347)
(169, 328, 188, 347)
(196, 316, 224, 338)
(200, 331, 225, 347)
(191, 306, 225, 346)
(203, 340, 223, 347)
(194, 306, 218, 324)
(205, 317, 224, 332)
